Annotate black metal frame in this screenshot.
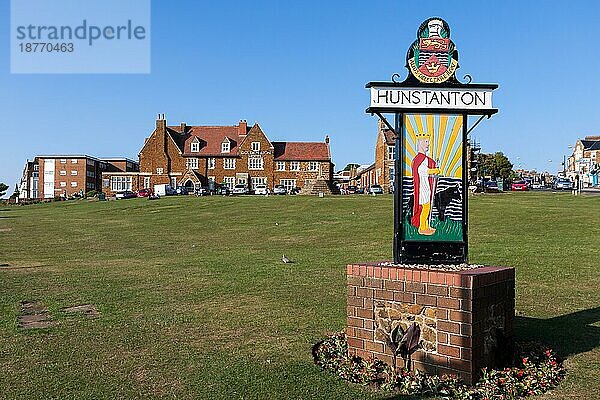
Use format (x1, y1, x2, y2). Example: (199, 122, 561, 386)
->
(368, 82, 497, 265)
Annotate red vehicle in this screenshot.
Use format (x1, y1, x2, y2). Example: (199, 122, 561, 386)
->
(511, 181, 528, 191)
(137, 188, 153, 197)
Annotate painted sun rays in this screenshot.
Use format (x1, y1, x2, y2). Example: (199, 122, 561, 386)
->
(403, 114, 463, 178)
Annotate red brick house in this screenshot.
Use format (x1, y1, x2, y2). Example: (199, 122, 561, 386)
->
(102, 115, 336, 196)
(353, 120, 396, 192)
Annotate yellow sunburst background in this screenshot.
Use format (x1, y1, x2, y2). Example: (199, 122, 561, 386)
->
(403, 114, 463, 178)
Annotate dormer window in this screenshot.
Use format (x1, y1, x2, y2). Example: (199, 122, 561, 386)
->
(191, 141, 200, 153)
(221, 139, 230, 153)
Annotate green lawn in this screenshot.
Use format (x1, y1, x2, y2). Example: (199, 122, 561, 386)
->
(0, 193, 598, 399)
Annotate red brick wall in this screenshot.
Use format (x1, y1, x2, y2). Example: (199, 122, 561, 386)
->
(346, 263, 515, 384)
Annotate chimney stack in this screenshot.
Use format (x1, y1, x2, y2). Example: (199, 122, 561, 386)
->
(156, 113, 166, 131)
(325, 134, 330, 144)
(180, 122, 187, 133)
(238, 119, 247, 136)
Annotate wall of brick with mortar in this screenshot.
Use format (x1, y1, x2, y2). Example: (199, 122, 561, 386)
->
(346, 263, 515, 384)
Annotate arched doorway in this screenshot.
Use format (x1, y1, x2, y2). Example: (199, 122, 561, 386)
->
(184, 180, 194, 193)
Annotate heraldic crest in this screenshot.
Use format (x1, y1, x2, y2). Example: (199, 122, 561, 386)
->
(406, 17, 459, 84)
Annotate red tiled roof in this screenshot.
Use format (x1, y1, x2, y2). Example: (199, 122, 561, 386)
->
(168, 125, 243, 156)
(273, 142, 330, 161)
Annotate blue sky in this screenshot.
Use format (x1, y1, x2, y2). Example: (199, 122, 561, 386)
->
(1, 0, 599, 196)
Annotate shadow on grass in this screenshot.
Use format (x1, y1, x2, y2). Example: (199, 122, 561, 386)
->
(515, 307, 600, 359)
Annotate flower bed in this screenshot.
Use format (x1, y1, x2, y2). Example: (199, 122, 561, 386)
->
(312, 332, 565, 399)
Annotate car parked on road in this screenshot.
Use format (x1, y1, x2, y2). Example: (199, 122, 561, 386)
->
(511, 181, 528, 191)
(553, 179, 573, 190)
(273, 185, 287, 195)
(213, 184, 231, 195)
(368, 185, 384, 195)
(115, 190, 136, 199)
(174, 186, 189, 195)
(254, 184, 268, 195)
(347, 185, 359, 194)
(483, 180, 500, 193)
(232, 184, 249, 195)
(137, 188, 153, 198)
(195, 187, 210, 196)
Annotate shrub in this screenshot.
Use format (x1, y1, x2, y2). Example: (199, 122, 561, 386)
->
(86, 190, 98, 198)
(312, 332, 565, 398)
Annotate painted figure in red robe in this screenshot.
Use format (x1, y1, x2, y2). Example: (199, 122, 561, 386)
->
(411, 132, 440, 235)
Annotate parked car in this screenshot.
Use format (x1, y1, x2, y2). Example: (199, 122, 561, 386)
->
(115, 190, 136, 199)
(154, 184, 175, 196)
(553, 179, 573, 190)
(195, 187, 210, 196)
(214, 184, 231, 195)
(511, 181, 528, 191)
(254, 184, 268, 195)
(232, 184, 249, 195)
(137, 188, 153, 198)
(347, 185, 359, 194)
(368, 185, 384, 195)
(174, 186, 189, 195)
(273, 185, 287, 195)
(531, 182, 545, 190)
(483, 180, 500, 193)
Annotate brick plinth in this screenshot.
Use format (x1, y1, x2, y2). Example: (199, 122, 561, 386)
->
(346, 263, 515, 384)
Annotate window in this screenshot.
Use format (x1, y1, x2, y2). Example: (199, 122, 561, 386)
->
(224, 158, 236, 169)
(87, 171, 95, 178)
(191, 142, 200, 152)
(144, 176, 150, 189)
(34, 165, 39, 171)
(290, 161, 300, 171)
(156, 168, 163, 175)
(208, 158, 215, 169)
(60, 181, 66, 187)
(252, 142, 260, 151)
(223, 177, 235, 189)
(388, 145, 395, 160)
(187, 158, 198, 169)
(308, 162, 319, 171)
(221, 141, 230, 153)
(111, 176, 131, 192)
(251, 177, 266, 190)
(280, 179, 296, 191)
(60, 159, 67, 164)
(71, 159, 78, 164)
(103, 179, 109, 188)
(59, 170, 67, 176)
(71, 170, 78, 176)
(276, 161, 285, 171)
(248, 156, 264, 170)
(71, 182, 78, 187)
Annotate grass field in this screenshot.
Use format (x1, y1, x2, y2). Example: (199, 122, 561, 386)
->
(0, 193, 598, 399)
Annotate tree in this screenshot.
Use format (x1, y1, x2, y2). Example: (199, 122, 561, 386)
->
(0, 183, 8, 198)
(9, 184, 19, 200)
(477, 152, 513, 180)
(343, 163, 360, 171)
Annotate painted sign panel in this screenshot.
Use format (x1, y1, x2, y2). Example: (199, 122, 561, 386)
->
(402, 114, 463, 242)
(370, 87, 494, 111)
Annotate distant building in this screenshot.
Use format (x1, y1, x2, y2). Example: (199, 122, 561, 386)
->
(567, 135, 600, 187)
(352, 120, 395, 192)
(18, 156, 138, 200)
(101, 115, 337, 196)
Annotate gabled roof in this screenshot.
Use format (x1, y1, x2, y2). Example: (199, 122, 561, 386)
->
(168, 125, 242, 156)
(273, 142, 330, 161)
(581, 140, 600, 151)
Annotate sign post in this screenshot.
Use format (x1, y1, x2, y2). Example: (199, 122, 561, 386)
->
(366, 17, 498, 264)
